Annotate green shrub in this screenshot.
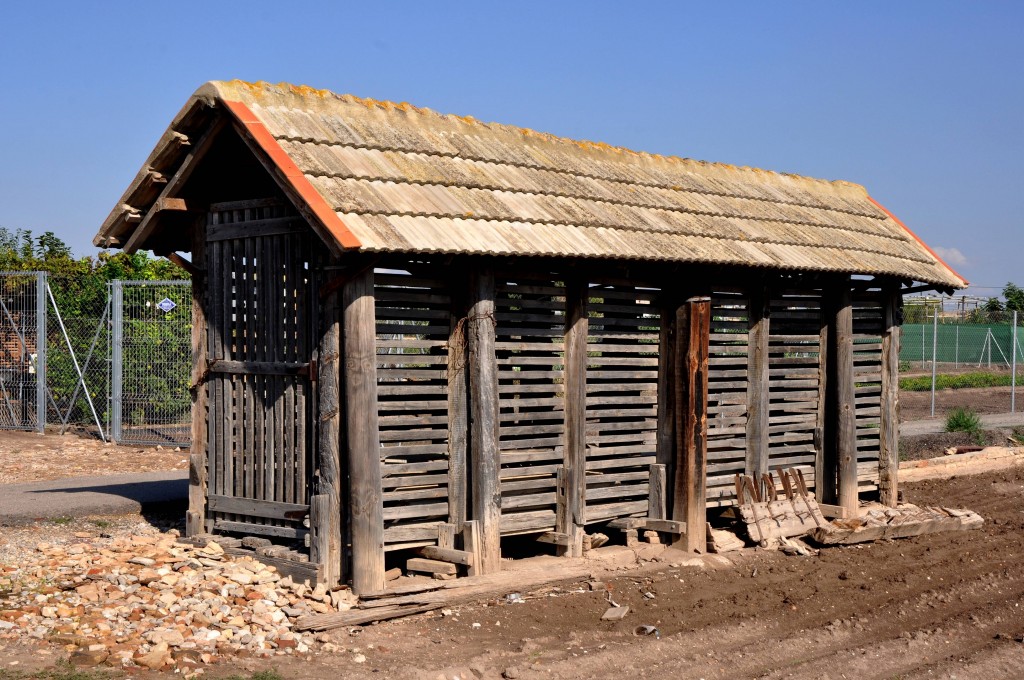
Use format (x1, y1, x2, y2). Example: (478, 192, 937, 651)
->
(901, 371, 1019, 392)
(945, 407, 985, 445)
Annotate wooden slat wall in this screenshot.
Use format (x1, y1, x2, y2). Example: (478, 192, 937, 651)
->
(766, 288, 823, 485)
(375, 269, 453, 549)
(583, 284, 660, 523)
(494, 273, 565, 536)
(705, 289, 750, 506)
(206, 202, 316, 538)
(853, 287, 885, 491)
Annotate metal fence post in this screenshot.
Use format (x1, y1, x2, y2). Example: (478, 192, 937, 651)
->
(35, 272, 47, 433)
(930, 309, 938, 418)
(1013, 311, 1018, 414)
(955, 325, 959, 369)
(111, 280, 124, 443)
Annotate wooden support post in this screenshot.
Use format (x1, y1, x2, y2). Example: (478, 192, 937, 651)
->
(655, 294, 677, 516)
(672, 296, 711, 552)
(746, 286, 770, 490)
(814, 303, 831, 504)
(312, 281, 343, 586)
(833, 282, 859, 515)
(558, 279, 587, 557)
(186, 220, 208, 537)
(343, 266, 385, 594)
(648, 464, 666, 520)
(879, 285, 902, 507)
(447, 273, 469, 528)
(467, 268, 502, 574)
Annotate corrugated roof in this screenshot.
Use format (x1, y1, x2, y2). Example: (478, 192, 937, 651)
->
(94, 80, 966, 289)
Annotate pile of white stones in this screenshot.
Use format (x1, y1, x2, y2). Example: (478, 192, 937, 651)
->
(0, 528, 354, 673)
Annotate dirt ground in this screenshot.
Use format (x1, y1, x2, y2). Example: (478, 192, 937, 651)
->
(0, 430, 186, 484)
(1, 447, 1024, 677)
(901, 386, 1018, 421)
(183, 465, 1021, 680)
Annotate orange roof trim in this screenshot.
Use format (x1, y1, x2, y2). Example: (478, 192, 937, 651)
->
(221, 99, 362, 250)
(866, 196, 967, 287)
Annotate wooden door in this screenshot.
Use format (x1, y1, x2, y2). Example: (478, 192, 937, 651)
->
(203, 200, 321, 543)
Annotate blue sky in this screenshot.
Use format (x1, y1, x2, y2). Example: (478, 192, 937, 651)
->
(1, 2, 1020, 298)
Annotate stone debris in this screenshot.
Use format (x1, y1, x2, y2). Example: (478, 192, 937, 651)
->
(0, 527, 357, 674)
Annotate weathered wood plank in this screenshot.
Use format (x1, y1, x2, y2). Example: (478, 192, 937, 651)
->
(747, 288, 770, 484)
(468, 269, 501, 573)
(559, 279, 587, 557)
(344, 266, 385, 594)
(187, 219, 209, 536)
(834, 282, 859, 514)
(673, 296, 711, 553)
(879, 286, 901, 507)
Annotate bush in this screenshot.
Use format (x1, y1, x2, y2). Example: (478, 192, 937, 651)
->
(901, 371, 1018, 392)
(945, 407, 984, 445)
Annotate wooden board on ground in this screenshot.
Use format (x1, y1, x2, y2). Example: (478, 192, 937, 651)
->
(810, 503, 984, 545)
(295, 561, 594, 631)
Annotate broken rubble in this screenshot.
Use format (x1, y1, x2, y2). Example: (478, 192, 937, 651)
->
(0, 527, 355, 672)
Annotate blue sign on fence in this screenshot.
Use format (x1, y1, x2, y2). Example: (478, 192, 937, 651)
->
(156, 297, 177, 313)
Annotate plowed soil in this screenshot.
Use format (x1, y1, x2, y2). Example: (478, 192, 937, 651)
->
(242, 468, 1024, 680)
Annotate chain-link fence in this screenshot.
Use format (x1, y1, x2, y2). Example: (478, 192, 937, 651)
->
(901, 310, 1023, 418)
(0, 272, 192, 445)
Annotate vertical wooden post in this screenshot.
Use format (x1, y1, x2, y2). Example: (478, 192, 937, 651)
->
(655, 293, 677, 517)
(558, 279, 587, 557)
(467, 267, 502, 574)
(343, 266, 385, 594)
(814, 301, 831, 503)
(186, 220, 209, 537)
(312, 279, 343, 586)
(447, 270, 469, 528)
(648, 464, 667, 520)
(879, 285, 902, 507)
(746, 286, 770, 487)
(672, 296, 711, 553)
(833, 282, 859, 515)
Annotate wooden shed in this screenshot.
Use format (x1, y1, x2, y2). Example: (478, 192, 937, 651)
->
(94, 80, 966, 593)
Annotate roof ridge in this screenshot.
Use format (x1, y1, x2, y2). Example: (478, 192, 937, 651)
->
(208, 80, 871, 196)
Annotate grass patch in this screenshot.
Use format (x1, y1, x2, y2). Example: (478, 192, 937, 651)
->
(900, 371, 1019, 391)
(945, 407, 984, 445)
(49, 516, 74, 526)
(0, 661, 119, 680)
(0, 665, 282, 680)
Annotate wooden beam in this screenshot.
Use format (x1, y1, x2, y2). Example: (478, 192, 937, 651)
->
(746, 286, 770, 486)
(656, 293, 677, 509)
(558, 278, 587, 557)
(154, 197, 192, 212)
(166, 252, 202, 277)
(833, 282, 859, 515)
(648, 464, 666, 520)
(814, 299, 830, 504)
(672, 296, 711, 553)
(124, 117, 226, 253)
(466, 268, 501, 574)
(447, 268, 469, 528)
(186, 220, 208, 537)
(879, 286, 902, 507)
(343, 266, 385, 594)
(312, 278, 343, 586)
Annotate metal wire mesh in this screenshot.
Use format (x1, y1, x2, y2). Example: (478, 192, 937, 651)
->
(46, 273, 110, 438)
(110, 281, 192, 446)
(0, 273, 45, 431)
